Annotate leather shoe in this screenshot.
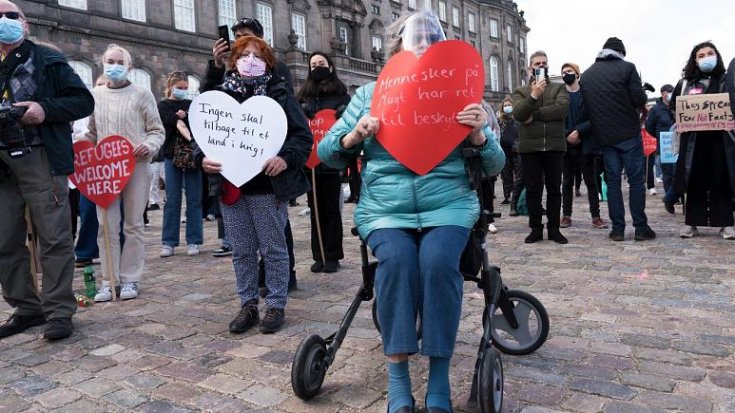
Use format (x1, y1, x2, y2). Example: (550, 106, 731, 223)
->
(323, 261, 340, 273)
(44, 317, 73, 341)
(426, 407, 452, 413)
(0, 313, 46, 338)
(524, 227, 543, 243)
(547, 229, 568, 244)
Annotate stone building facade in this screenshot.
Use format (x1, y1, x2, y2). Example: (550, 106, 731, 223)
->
(18, 0, 529, 108)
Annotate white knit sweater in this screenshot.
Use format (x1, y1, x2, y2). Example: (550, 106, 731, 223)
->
(84, 83, 164, 156)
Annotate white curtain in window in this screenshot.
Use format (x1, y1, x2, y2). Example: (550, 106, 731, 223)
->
(218, 0, 236, 26)
(68, 61, 93, 89)
(129, 69, 151, 90)
(490, 57, 499, 92)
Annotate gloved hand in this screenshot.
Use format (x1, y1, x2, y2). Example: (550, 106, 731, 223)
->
(643, 82, 655, 93)
(335, 104, 347, 119)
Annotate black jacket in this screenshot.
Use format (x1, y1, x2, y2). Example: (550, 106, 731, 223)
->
(8, 40, 94, 175)
(580, 54, 647, 146)
(193, 71, 312, 202)
(157, 98, 192, 159)
(727, 57, 735, 116)
(644, 99, 674, 140)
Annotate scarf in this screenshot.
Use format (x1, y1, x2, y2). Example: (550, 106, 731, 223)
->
(220, 72, 271, 98)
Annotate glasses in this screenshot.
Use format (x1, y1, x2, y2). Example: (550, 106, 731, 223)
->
(0, 11, 21, 19)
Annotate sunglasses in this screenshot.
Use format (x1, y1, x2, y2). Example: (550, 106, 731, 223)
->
(0, 11, 21, 19)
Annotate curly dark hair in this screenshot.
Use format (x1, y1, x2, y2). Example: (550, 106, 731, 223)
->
(682, 41, 726, 80)
(296, 51, 347, 103)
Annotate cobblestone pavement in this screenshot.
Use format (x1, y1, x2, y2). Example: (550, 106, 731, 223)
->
(1, 186, 734, 413)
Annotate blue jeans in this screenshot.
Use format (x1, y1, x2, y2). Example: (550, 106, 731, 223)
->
(75, 195, 99, 260)
(601, 136, 648, 233)
(367, 226, 470, 358)
(162, 159, 203, 246)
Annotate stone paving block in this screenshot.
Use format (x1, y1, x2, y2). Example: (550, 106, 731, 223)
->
(329, 384, 383, 410)
(32, 387, 83, 409)
(197, 373, 253, 395)
(671, 339, 731, 357)
(602, 400, 669, 413)
(153, 382, 202, 404)
(90, 343, 126, 357)
(124, 372, 168, 391)
(637, 360, 707, 382)
(237, 383, 289, 407)
(54, 398, 117, 413)
(136, 400, 195, 413)
(0, 392, 31, 412)
(106, 388, 149, 409)
(7, 375, 56, 397)
(633, 391, 713, 412)
(709, 371, 735, 389)
(155, 361, 214, 383)
(71, 354, 118, 373)
(74, 377, 122, 397)
(519, 383, 566, 406)
(619, 373, 675, 392)
(568, 377, 637, 400)
(560, 392, 607, 412)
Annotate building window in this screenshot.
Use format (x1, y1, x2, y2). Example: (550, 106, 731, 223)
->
(121, 0, 146, 22)
(218, 0, 236, 26)
(256, 3, 274, 46)
(371, 4, 380, 14)
(520, 37, 525, 53)
(507, 61, 513, 91)
(506, 24, 512, 42)
(68, 61, 93, 89)
(187, 76, 200, 99)
(438, 1, 446, 22)
(58, 0, 87, 10)
(129, 69, 151, 90)
(392, 12, 400, 21)
(291, 13, 306, 51)
(489, 56, 499, 92)
(470, 40, 475, 48)
(372, 35, 382, 51)
(408, 0, 417, 9)
(424, 0, 432, 11)
(489, 19, 498, 38)
(173, 0, 196, 32)
(339, 26, 350, 56)
(468, 12, 476, 33)
(451, 6, 459, 27)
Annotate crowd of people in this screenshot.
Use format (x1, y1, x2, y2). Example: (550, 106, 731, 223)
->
(0, 2, 734, 412)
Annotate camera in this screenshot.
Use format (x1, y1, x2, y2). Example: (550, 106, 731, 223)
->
(0, 105, 30, 158)
(533, 67, 548, 79)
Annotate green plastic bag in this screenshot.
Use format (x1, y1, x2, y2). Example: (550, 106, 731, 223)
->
(600, 173, 607, 201)
(517, 188, 529, 216)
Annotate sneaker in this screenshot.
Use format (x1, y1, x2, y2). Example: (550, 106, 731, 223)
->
(120, 282, 139, 300)
(525, 227, 543, 244)
(259, 307, 285, 334)
(720, 226, 735, 240)
(213, 245, 232, 257)
(187, 244, 200, 256)
(648, 188, 657, 195)
(298, 207, 311, 216)
(94, 282, 112, 302)
(160, 245, 174, 258)
(146, 203, 160, 211)
(663, 199, 676, 214)
(591, 217, 609, 229)
(500, 198, 510, 205)
(547, 229, 568, 244)
(0, 313, 46, 338)
(679, 225, 698, 238)
(560, 216, 572, 228)
(634, 226, 657, 241)
(488, 223, 498, 234)
(655, 177, 663, 183)
(43, 318, 73, 341)
(609, 231, 624, 242)
(323, 261, 340, 273)
(204, 214, 215, 222)
(229, 303, 259, 334)
(509, 208, 518, 217)
(575, 189, 582, 197)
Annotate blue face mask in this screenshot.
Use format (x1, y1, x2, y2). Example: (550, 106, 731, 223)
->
(503, 106, 513, 114)
(171, 88, 188, 100)
(103, 63, 128, 82)
(0, 17, 24, 45)
(697, 55, 717, 73)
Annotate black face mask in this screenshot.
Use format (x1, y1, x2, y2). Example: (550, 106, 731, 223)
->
(562, 72, 577, 85)
(311, 66, 331, 82)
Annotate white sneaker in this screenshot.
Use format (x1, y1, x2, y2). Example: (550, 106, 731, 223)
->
(187, 244, 200, 256)
(160, 245, 174, 258)
(655, 177, 663, 183)
(648, 188, 657, 195)
(720, 226, 735, 240)
(488, 223, 498, 234)
(120, 282, 139, 300)
(94, 282, 112, 302)
(679, 225, 698, 238)
(298, 207, 311, 216)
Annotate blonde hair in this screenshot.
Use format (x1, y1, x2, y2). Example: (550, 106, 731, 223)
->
(102, 43, 133, 67)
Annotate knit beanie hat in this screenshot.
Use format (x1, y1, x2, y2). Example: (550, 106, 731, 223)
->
(660, 84, 674, 93)
(603, 37, 626, 56)
(561, 62, 580, 76)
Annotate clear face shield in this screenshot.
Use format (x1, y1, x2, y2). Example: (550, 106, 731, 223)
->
(397, 12, 446, 57)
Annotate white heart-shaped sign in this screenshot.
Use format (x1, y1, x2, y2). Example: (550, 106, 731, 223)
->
(189, 91, 287, 187)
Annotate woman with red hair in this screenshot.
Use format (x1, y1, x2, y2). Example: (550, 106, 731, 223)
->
(197, 36, 312, 333)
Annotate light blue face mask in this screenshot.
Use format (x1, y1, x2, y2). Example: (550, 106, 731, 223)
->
(503, 106, 513, 114)
(103, 63, 128, 82)
(0, 17, 24, 45)
(697, 55, 717, 73)
(171, 88, 188, 100)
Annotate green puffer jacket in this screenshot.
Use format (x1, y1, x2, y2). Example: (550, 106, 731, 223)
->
(318, 82, 506, 239)
(512, 81, 569, 153)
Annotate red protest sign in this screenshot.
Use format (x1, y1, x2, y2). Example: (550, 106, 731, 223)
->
(371, 40, 484, 175)
(69, 135, 136, 209)
(306, 109, 337, 169)
(641, 128, 657, 157)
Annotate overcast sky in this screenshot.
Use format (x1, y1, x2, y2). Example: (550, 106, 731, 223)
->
(514, 0, 735, 97)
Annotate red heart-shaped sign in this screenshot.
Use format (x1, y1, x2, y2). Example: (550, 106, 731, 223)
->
(371, 40, 485, 175)
(306, 109, 337, 169)
(68, 135, 136, 209)
(641, 128, 657, 157)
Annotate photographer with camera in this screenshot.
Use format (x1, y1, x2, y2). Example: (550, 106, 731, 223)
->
(0, 0, 94, 341)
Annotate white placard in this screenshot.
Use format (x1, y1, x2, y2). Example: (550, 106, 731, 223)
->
(189, 91, 287, 187)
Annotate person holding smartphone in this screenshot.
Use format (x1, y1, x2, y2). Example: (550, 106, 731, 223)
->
(511, 51, 570, 244)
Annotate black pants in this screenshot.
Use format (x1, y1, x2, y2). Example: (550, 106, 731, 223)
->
(306, 172, 344, 262)
(510, 154, 525, 209)
(68, 188, 80, 239)
(347, 158, 361, 201)
(685, 132, 734, 227)
(501, 150, 520, 201)
(521, 151, 564, 229)
(563, 149, 603, 218)
(644, 154, 655, 190)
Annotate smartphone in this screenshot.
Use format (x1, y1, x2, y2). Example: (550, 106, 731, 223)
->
(534, 67, 547, 79)
(217, 25, 231, 51)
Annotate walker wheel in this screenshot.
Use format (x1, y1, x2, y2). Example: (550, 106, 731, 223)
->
(478, 347, 503, 413)
(491, 290, 549, 355)
(291, 334, 328, 400)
